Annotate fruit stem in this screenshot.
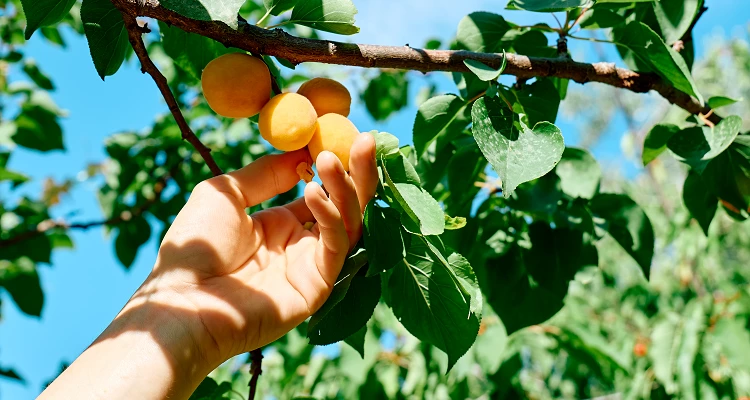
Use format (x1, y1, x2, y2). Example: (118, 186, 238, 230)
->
(265, 21, 290, 29)
(256, 8, 273, 27)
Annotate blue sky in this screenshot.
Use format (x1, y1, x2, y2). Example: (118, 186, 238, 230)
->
(1, 0, 748, 398)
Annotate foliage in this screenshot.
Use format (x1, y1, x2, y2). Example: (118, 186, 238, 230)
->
(2, 0, 750, 398)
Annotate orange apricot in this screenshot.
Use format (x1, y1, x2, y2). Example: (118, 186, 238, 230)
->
(297, 78, 352, 117)
(258, 93, 318, 151)
(201, 53, 271, 118)
(308, 113, 359, 171)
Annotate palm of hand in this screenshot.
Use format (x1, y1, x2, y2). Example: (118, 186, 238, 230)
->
(149, 137, 376, 362)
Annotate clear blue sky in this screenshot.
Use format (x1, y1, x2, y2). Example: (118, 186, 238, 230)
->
(1, 1, 747, 398)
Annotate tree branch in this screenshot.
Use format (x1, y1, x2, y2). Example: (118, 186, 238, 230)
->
(120, 13, 224, 176)
(0, 168, 172, 249)
(248, 349, 263, 400)
(111, 0, 719, 124)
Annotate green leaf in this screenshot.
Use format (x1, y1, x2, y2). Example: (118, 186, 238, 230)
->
(369, 131, 399, 159)
(506, 0, 593, 12)
(308, 248, 368, 328)
(289, 0, 360, 35)
(711, 317, 750, 370)
(384, 153, 420, 185)
(364, 202, 405, 277)
(590, 193, 654, 279)
(643, 123, 680, 165)
(362, 71, 409, 121)
(21, 0, 76, 39)
(13, 106, 64, 152)
(481, 224, 597, 334)
(263, 0, 299, 16)
(446, 141, 486, 215)
(652, 0, 703, 45)
(676, 300, 705, 400)
(0, 153, 30, 185)
(516, 78, 561, 125)
(612, 21, 702, 103)
(394, 183, 444, 235)
(579, 8, 625, 29)
(114, 216, 152, 269)
(189, 376, 233, 400)
(159, 22, 237, 82)
(0, 258, 44, 317)
(307, 275, 380, 346)
(382, 162, 445, 236)
(22, 59, 54, 90)
(343, 325, 367, 357)
(385, 236, 481, 369)
(471, 96, 565, 198)
(667, 116, 743, 172)
(464, 56, 506, 82)
(160, 0, 245, 30)
(555, 148, 600, 199)
(444, 215, 467, 230)
(512, 30, 556, 58)
(707, 96, 741, 109)
(650, 317, 679, 394)
(413, 94, 466, 157)
(455, 12, 510, 53)
(682, 171, 717, 235)
(81, 0, 130, 80)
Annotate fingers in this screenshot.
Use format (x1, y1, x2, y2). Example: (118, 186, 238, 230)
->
(317, 151, 362, 247)
(196, 149, 311, 208)
(283, 197, 314, 223)
(349, 133, 378, 213)
(304, 182, 349, 286)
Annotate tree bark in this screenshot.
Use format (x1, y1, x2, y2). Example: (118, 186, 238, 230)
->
(111, 0, 719, 124)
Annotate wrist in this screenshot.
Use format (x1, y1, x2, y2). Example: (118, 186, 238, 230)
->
(118, 275, 226, 374)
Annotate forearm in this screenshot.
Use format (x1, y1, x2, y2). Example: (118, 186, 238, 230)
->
(39, 278, 217, 400)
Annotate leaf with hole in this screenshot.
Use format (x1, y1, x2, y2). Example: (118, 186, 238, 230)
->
(471, 96, 564, 198)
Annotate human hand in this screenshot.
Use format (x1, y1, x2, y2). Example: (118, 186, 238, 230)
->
(39, 134, 377, 400)
(145, 133, 377, 362)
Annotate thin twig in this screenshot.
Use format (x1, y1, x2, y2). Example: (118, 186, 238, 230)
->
(248, 349, 263, 400)
(0, 166, 174, 248)
(109, 0, 720, 125)
(674, 4, 709, 52)
(120, 14, 224, 176)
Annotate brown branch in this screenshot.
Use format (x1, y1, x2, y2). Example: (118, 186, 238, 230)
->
(110, 0, 719, 124)
(119, 13, 224, 176)
(248, 349, 263, 400)
(0, 169, 172, 249)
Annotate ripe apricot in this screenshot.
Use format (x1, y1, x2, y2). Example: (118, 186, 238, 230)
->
(633, 342, 648, 358)
(308, 113, 359, 171)
(297, 78, 352, 117)
(201, 53, 271, 118)
(258, 93, 318, 151)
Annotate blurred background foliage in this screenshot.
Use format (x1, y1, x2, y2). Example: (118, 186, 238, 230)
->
(1, 0, 750, 398)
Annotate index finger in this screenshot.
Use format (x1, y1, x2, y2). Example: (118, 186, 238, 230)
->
(198, 149, 311, 208)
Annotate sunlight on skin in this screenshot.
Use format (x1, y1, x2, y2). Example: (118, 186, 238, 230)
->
(38, 134, 377, 400)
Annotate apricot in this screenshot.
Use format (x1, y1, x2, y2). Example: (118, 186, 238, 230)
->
(633, 342, 648, 358)
(308, 113, 359, 171)
(258, 93, 318, 151)
(201, 53, 271, 118)
(297, 78, 352, 117)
